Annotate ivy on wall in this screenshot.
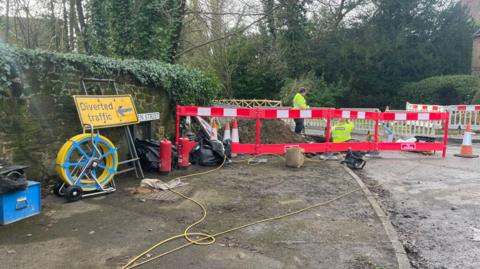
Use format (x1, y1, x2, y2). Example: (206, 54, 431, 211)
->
(0, 44, 220, 105)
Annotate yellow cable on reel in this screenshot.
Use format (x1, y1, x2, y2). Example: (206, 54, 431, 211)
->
(56, 133, 118, 191)
(122, 154, 362, 269)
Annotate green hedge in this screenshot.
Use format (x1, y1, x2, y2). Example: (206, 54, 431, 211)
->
(0, 44, 220, 105)
(401, 75, 480, 105)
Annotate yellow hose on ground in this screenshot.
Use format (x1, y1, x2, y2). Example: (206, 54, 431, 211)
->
(122, 153, 353, 269)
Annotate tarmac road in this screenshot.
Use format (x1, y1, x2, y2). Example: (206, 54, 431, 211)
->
(358, 144, 480, 269)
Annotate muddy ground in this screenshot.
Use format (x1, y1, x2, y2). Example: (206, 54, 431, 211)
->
(0, 158, 397, 269)
(358, 145, 480, 269)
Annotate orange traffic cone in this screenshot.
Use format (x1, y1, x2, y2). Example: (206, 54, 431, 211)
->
(454, 123, 478, 158)
(223, 121, 231, 142)
(231, 119, 239, 157)
(211, 119, 219, 140)
(231, 119, 239, 143)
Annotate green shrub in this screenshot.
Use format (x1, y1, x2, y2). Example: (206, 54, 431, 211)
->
(472, 89, 480, 104)
(0, 44, 220, 105)
(401, 75, 480, 105)
(279, 72, 347, 108)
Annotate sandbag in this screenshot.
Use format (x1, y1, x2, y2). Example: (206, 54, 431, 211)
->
(285, 147, 305, 168)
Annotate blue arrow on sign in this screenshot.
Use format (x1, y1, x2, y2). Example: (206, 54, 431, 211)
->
(117, 106, 133, 116)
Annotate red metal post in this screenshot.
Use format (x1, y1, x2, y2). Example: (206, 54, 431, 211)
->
(374, 112, 380, 151)
(325, 109, 332, 151)
(442, 111, 449, 158)
(175, 106, 180, 147)
(255, 109, 261, 154)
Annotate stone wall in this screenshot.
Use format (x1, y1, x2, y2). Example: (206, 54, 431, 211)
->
(0, 72, 173, 182)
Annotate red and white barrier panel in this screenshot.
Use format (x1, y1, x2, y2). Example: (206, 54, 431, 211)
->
(407, 102, 480, 112)
(448, 105, 480, 111)
(176, 106, 449, 157)
(406, 102, 445, 112)
(381, 112, 446, 121)
(177, 106, 257, 118)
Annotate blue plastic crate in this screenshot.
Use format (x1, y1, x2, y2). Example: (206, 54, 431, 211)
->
(0, 181, 41, 225)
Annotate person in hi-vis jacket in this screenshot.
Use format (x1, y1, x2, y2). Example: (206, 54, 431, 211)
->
(292, 87, 308, 134)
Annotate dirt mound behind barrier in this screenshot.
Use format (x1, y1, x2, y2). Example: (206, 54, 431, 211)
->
(237, 119, 306, 144)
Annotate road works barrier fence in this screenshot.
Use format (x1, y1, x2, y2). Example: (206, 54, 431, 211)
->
(446, 105, 480, 131)
(285, 107, 439, 137)
(285, 108, 381, 136)
(406, 102, 446, 112)
(407, 102, 480, 131)
(176, 106, 449, 157)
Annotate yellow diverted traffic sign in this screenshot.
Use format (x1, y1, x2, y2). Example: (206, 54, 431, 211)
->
(73, 95, 139, 128)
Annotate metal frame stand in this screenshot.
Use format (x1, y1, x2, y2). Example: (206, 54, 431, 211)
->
(80, 78, 144, 179)
(56, 78, 144, 201)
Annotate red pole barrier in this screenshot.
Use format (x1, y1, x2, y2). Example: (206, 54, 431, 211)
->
(325, 109, 332, 151)
(255, 109, 261, 154)
(442, 111, 449, 158)
(175, 106, 180, 147)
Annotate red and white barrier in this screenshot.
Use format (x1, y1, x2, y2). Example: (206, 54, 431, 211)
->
(407, 102, 480, 131)
(176, 106, 450, 157)
(406, 102, 445, 112)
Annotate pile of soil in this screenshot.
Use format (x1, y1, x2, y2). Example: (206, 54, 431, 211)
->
(237, 119, 306, 144)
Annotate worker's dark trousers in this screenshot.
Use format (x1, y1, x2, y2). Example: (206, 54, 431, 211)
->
(294, 118, 304, 134)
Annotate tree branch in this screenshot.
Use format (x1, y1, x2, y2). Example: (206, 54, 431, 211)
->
(176, 4, 281, 58)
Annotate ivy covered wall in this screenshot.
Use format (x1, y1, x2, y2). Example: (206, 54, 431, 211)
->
(0, 45, 220, 182)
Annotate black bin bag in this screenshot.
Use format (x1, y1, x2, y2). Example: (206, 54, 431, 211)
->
(190, 139, 226, 166)
(135, 139, 178, 172)
(135, 139, 160, 172)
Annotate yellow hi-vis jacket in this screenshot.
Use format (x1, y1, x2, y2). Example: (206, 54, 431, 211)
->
(292, 93, 307, 109)
(332, 121, 355, 143)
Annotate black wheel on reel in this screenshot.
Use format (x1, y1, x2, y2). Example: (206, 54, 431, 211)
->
(65, 185, 83, 202)
(53, 181, 65, 197)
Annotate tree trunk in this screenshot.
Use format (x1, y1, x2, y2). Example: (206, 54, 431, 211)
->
(25, 3, 31, 48)
(63, 0, 70, 51)
(68, 0, 76, 50)
(263, 0, 276, 39)
(75, 0, 91, 54)
(49, 0, 59, 50)
(5, 0, 10, 44)
(168, 0, 186, 63)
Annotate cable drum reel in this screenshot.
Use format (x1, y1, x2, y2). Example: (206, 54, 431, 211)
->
(55, 132, 119, 202)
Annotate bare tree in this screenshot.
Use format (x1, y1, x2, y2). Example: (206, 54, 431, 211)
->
(168, 0, 187, 63)
(49, 0, 60, 50)
(75, 0, 90, 53)
(68, 0, 77, 50)
(63, 0, 70, 50)
(316, 0, 368, 29)
(5, 0, 10, 44)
